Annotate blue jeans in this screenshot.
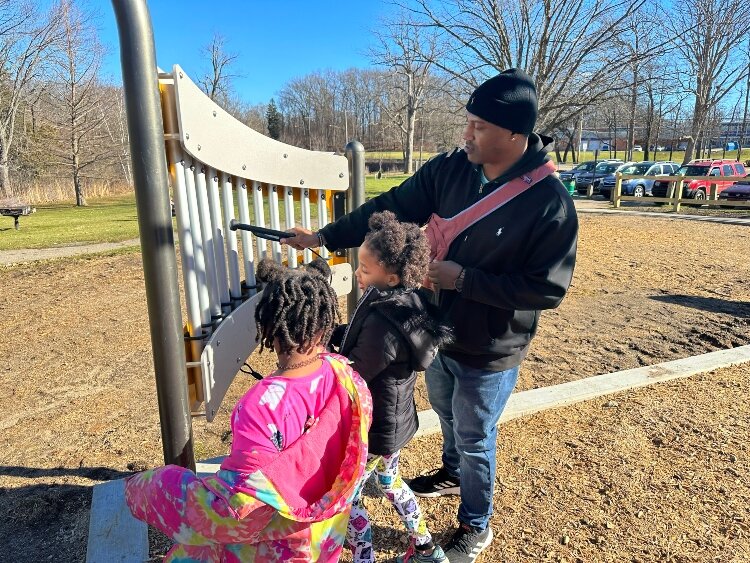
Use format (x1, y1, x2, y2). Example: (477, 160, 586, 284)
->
(425, 352, 519, 530)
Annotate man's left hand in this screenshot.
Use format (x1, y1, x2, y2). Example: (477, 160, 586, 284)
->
(428, 260, 463, 289)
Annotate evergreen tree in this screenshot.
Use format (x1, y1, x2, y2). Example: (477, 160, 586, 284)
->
(266, 98, 282, 140)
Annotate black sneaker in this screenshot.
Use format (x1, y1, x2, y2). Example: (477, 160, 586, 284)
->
(408, 467, 461, 497)
(443, 523, 493, 563)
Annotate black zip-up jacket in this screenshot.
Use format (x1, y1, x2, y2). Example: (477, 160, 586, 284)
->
(331, 287, 453, 456)
(321, 134, 578, 371)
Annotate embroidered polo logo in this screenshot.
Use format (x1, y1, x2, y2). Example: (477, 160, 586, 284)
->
(496, 227, 504, 236)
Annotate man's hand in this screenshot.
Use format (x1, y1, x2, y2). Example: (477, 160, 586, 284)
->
(280, 227, 320, 250)
(428, 260, 463, 289)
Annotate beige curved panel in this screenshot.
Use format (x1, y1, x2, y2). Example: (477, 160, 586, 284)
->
(171, 65, 349, 191)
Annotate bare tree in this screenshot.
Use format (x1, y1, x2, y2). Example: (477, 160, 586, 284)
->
(400, 0, 650, 134)
(0, 0, 63, 198)
(370, 14, 440, 173)
(197, 33, 239, 104)
(663, 0, 749, 164)
(47, 0, 108, 206)
(99, 85, 131, 186)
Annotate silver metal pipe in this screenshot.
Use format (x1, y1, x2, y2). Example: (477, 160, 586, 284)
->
(345, 140, 366, 317)
(111, 0, 194, 470)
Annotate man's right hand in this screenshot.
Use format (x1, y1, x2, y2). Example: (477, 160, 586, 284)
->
(281, 227, 320, 250)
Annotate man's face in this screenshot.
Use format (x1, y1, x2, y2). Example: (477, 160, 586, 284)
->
(462, 112, 516, 165)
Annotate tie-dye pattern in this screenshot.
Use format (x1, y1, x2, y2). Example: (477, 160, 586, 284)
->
(125, 353, 372, 562)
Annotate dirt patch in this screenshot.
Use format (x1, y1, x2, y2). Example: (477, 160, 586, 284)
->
(0, 213, 748, 561)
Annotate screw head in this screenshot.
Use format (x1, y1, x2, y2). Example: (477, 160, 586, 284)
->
(212, 110, 217, 117)
(339, 172, 345, 178)
(283, 153, 288, 158)
(179, 71, 183, 78)
(197, 144, 201, 151)
(185, 133, 190, 140)
(288, 190, 293, 195)
(300, 179, 305, 185)
(242, 164, 246, 170)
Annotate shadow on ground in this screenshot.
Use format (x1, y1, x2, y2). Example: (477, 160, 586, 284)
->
(650, 294, 750, 318)
(0, 465, 133, 562)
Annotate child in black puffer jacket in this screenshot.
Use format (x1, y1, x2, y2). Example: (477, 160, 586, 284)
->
(332, 211, 453, 563)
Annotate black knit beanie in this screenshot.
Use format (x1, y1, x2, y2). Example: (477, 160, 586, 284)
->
(465, 68, 538, 135)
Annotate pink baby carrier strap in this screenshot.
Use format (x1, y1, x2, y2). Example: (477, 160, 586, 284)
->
(425, 159, 557, 262)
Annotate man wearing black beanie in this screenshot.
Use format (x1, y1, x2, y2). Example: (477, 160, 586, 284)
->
(284, 68, 578, 563)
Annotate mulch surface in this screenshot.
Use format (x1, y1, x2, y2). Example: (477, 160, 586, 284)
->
(0, 213, 748, 562)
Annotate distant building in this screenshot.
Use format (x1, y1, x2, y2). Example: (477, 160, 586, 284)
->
(720, 120, 750, 141)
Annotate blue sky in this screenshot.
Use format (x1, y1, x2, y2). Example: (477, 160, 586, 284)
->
(100, 1, 393, 105)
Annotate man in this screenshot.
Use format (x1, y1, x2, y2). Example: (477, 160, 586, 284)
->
(283, 68, 578, 562)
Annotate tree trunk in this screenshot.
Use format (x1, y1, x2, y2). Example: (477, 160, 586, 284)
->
(627, 70, 638, 161)
(683, 102, 704, 164)
(73, 147, 86, 206)
(404, 108, 416, 174)
(0, 161, 10, 199)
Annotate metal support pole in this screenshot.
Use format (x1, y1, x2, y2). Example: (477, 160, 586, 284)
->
(111, 0, 195, 470)
(345, 140, 366, 318)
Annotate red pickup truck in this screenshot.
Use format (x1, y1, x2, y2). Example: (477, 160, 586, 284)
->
(651, 159, 747, 200)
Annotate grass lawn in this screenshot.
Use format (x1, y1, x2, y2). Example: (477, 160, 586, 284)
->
(365, 174, 410, 198)
(0, 193, 140, 251)
(0, 175, 415, 252)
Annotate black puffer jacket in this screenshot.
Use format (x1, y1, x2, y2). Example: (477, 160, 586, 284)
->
(331, 286, 453, 456)
(321, 134, 578, 372)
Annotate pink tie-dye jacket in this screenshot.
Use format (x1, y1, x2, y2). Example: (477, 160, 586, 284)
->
(125, 353, 372, 562)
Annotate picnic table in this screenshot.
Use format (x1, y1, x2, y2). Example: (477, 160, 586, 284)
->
(0, 204, 35, 230)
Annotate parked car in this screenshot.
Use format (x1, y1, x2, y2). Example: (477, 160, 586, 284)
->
(575, 160, 624, 195)
(633, 145, 643, 152)
(717, 181, 750, 205)
(559, 161, 598, 185)
(599, 161, 681, 198)
(651, 159, 747, 200)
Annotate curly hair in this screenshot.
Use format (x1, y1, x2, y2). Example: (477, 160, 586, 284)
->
(254, 258, 340, 355)
(363, 211, 431, 288)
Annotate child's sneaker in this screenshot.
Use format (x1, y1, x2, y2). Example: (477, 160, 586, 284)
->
(396, 544, 449, 563)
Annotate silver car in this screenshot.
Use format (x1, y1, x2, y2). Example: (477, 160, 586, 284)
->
(600, 161, 681, 198)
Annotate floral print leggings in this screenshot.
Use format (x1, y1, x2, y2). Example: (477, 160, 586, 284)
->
(347, 451, 432, 563)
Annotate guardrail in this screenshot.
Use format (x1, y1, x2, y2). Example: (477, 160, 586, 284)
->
(611, 174, 750, 212)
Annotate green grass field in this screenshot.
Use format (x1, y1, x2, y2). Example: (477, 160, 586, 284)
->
(0, 175, 414, 252)
(0, 194, 141, 251)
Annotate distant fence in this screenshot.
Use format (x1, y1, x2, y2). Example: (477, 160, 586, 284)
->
(611, 174, 750, 211)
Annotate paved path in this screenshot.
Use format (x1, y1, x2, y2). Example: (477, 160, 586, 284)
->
(0, 238, 140, 266)
(573, 198, 750, 226)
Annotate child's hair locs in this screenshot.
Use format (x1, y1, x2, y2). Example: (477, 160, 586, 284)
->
(254, 258, 340, 354)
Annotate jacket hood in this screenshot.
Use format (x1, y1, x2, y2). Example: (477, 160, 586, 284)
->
(477, 132, 554, 189)
(217, 354, 371, 522)
(370, 288, 453, 371)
